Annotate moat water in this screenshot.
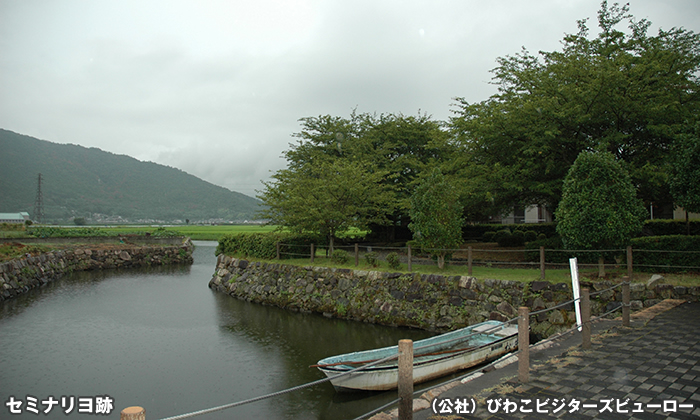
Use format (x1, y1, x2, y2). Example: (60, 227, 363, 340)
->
(0, 241, 437, 420)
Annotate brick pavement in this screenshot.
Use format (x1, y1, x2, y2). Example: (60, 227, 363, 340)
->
(419, 302, 700, 419)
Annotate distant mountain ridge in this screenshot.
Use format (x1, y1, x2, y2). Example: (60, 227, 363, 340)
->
(0, 129, 262, 223)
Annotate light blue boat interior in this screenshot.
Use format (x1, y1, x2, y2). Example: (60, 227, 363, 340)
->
(318, 320, 514, 370)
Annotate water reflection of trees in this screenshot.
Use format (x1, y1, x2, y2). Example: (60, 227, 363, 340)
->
(212, 292, 435, 419)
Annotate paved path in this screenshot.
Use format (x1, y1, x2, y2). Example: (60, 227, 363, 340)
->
(372, 301, 700, 420)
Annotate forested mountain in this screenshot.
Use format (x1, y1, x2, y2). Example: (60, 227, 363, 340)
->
(0, 129, 262, 223)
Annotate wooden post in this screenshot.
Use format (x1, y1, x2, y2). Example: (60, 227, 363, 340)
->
(581, 288, 591, 349)
(467, 246, 473, 276)
(276, 242, 280, 260)
(355, 243, 359, 266)
(627, 246, 633, 282)
(398, 339, 414, 420)
(407, 244, 412, 272)
(622, 278, 630, 327)
(539, 246, 545, 280)
(121, 407, 145, 420)
(310, 244, 315, 263)
(518, 307, 529, 383)
(598, 256, 605, 278)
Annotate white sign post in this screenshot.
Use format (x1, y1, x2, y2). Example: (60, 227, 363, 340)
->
(570, 257, 582, 332)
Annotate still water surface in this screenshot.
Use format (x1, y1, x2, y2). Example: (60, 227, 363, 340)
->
(0, 241, 436, 419)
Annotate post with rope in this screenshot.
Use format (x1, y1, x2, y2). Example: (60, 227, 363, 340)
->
(407, 244, 412, 272)
(467, 246, 473, 276)
(518, 307, 529, 383)
(398, 339, 414, 420)
(121, 406, 145, 420)
(622, 278, 631, 327)
(581, 288, 591, 349)
(539, 246, 545, 280)
(627, 246, 633, 281)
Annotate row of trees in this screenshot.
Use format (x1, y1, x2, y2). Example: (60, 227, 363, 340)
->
(258, 2, 700, 257)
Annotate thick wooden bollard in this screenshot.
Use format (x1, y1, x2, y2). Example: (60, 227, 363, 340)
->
(310, 244, 315, 263)
(398, 339, 414, 420)
(581, 288, 591, 349)
(622, 279, 630, 327)
(518, 307, 529, 383)
(121, 406, 145, 420)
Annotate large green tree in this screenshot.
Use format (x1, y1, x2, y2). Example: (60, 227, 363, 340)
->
(555, 151, 646, 254)
(408, 168, 464, 269)
(669, 122, 700, 233)
(257, 158, 392, 250)
(280, 111, 449, 240)
(450, 1, 700, 220)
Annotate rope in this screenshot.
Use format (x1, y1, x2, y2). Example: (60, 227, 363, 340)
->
(158, 320, 519, 420)
(590, 304, 623, 322)
(588, 281, 626, 297)
(158, 350, 402, 420)
(528, 297, 580, 317)
(634, 249, 700, 254)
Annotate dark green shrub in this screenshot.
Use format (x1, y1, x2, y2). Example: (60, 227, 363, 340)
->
(497, 230, 525, 247)
(524, 230, 538, 242)
(631, 235, 700, 272)
(386, 252, 401, 269)
(643, 219, 700, 236)
(331, 249, 349, 265)
(463, 223, 557, 241)
(364, 251, 379, 267)
(537, 233, 547, 241)
(216, 232, 323, 259)
(556, 151, 645, 251)
(493, 229, 511, 242)
(482, 231, 496, 242)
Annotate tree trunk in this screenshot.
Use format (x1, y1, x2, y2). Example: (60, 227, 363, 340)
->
(329, 235, 335, 257)
(437, 254, 445, 270)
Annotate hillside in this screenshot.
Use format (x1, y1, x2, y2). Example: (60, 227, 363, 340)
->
(0, 129, 262, 223)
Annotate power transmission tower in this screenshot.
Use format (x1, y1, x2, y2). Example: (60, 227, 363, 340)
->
(33, 173, 44, 224)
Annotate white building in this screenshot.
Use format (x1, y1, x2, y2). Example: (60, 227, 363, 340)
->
(0, 212, 31, 223)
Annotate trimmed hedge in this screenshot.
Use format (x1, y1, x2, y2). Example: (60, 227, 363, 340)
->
(216, 232, 324, 260)
(631, 235, 700, 272)
(643, 219, 700, 236)
(463, 223, 558, 241)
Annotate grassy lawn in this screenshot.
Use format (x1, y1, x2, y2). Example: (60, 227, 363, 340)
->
(96, 224, 278, 240)
(230, 254, 700, 287)
(1, 224, 278, 241)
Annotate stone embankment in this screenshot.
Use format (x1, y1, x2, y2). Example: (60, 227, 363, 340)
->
(0, 237, 194, 301)
(210, 255, 700, 337)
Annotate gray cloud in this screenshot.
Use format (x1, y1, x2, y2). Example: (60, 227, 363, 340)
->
(1, 0, 698, 198)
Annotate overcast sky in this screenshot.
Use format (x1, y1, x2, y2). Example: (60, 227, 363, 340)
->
(1, 1, 698, 198)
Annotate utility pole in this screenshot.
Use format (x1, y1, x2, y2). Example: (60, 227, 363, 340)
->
(33, 173, 44, 224)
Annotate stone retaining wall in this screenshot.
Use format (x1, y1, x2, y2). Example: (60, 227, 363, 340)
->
(210, 255, 700, 337)
(0, 239, 194, 301)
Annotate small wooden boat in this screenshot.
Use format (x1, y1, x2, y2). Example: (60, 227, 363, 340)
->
(314, 320, 518, 391)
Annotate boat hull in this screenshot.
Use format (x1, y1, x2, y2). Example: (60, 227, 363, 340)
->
(317, 321, 518, 391)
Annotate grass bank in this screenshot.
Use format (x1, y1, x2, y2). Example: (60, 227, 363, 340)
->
(226, 254, 700, 287)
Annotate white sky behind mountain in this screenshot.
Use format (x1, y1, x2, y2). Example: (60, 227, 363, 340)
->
(1, 0, 698, 198)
